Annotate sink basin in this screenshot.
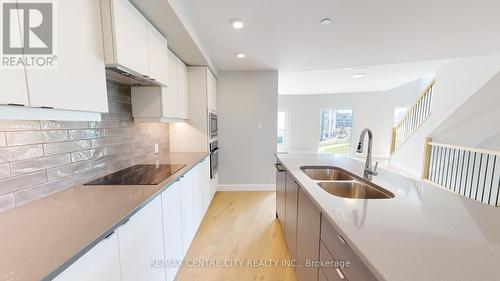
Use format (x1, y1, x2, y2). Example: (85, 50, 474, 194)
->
(317, 182, 395, 199)
(301, 166, 354, 181)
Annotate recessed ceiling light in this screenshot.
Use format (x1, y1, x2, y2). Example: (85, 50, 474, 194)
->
(231, 20, 244, 29)
(236, 53, 246, 59)
(352, 73, 366, 79)
(320, 18, 332, 26)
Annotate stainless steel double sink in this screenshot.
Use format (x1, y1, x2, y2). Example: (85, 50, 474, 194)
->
(300, 166, 395, 199)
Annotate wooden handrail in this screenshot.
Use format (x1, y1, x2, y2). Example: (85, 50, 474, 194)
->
(394, 80, 435, 130)
(428, 142, 500, 157)
(392, 80, 435, 153)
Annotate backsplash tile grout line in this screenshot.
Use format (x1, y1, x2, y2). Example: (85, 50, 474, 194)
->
(0, 81, 170, 212)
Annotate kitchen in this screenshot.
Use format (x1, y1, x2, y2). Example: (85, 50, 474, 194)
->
(1, 0, 500, 281)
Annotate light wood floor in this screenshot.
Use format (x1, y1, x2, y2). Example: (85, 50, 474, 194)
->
(175, 192, 297, 281)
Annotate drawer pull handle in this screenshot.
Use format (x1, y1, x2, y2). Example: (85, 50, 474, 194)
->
(336, 268, 346, 279)
(337, 234, 346, 244)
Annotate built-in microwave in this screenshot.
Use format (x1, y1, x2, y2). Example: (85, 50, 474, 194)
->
(209, 111, 218, 138)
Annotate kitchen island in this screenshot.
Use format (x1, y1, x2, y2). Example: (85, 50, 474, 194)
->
(277, 153, 500, 281)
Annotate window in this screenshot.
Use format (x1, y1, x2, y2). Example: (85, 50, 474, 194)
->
(394, 107, 408, 126)
(277, 109, 289, 153)
(319, 109, 353, 155)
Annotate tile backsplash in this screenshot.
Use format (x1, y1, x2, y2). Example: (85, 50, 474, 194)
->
(0, 82, 170, 212)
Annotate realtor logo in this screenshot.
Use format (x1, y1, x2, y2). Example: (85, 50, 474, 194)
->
(3, 2, 53, 54)
(1, 0, 57, 68)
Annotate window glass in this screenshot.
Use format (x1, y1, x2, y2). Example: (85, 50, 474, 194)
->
(319, 109, 353, 155)
(277, 109, 289, 152)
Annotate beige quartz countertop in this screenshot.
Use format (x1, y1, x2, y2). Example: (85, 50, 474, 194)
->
(0, 152, 209, 281)
(277, 153, 500, 281)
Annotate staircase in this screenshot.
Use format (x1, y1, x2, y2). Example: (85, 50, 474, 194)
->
(389, 55, 500, 179)
(422, 140, 500, 207)
(391, 80, 435, 153)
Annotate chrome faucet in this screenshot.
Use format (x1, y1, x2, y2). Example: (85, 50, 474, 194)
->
(356, 128, 378, 180)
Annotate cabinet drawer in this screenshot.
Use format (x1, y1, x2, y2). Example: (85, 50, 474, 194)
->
(321, 218, 378, 281)
(319, 267, 330, 281)
(320, 240, 347, 281)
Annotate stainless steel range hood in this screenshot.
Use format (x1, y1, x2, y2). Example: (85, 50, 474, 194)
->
(105, 64, 165, 87)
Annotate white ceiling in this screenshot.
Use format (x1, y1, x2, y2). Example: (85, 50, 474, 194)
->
(180, 0, 500, 72)
(279, 60, 452, 95)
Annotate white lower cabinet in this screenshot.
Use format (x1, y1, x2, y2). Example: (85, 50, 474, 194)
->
(180, 170, 195, 254)
(117, 196, 166, 281)
(53, 232, 121, 281)
(161, 181, 184, 281)
(54, 160, 214, 281)
(193, 157, 212, 228)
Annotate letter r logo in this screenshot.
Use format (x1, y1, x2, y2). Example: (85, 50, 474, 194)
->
(2, 2, 53, 55)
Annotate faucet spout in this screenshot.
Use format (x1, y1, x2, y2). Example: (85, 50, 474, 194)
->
(357, 128, 378, 179)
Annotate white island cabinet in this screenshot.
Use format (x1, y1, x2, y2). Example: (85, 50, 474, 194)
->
(117, 196, 166, 281)
(26, 0, 108, 113)
(53, 232, 121, 281)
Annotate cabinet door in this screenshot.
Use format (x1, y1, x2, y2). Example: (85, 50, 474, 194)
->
(180, 170, 195, 254)
(54, 232, 121, 281)
(118, 196, 166, 281)
(112, 0, 149, 75)
(206, 68, 217, 112)
(321, 217, 378, 281)
(284, 173, 298, 260)
(177, 57, 189, 119)
(147, 22, 168, 85)
(296, 188, 321, 281)
(275, 162, 287, 233)
(0, 8, 29, 106)
(162, 50, 179, 118)
(162, 181, 184, 281)
(25, 0, 108, 112)
(192, 159, 209, 231)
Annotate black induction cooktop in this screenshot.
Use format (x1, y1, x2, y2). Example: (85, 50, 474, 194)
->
(84, 164, 186, 185)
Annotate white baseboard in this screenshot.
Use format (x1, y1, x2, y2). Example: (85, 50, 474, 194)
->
(217, 184, 276, 192)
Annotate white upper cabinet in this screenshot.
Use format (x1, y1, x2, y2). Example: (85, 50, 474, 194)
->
(177, 56, 190, 118)
(118, 196, 166, 281)
(103, 0, 149, 75)
(131, 50, 189, 122)
(53, 232, 121, 281)
(0, 8, 29, 107)
(207, 69, 217, 112)
(101, 0, 169, 84)
(24, 0, 108, 112)
(163, 50, 178, 117)
(147, 22, 169, 86)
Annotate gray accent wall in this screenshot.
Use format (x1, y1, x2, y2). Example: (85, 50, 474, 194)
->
(217, 71, 279, 186)
(0, 82, 170, 212)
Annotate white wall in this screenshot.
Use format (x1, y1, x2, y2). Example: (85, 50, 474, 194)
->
(390, 55, 500, 178)
(217, 71, 279, 188)
(278, 79, 423, 158)
(432, 72, 500, 150)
